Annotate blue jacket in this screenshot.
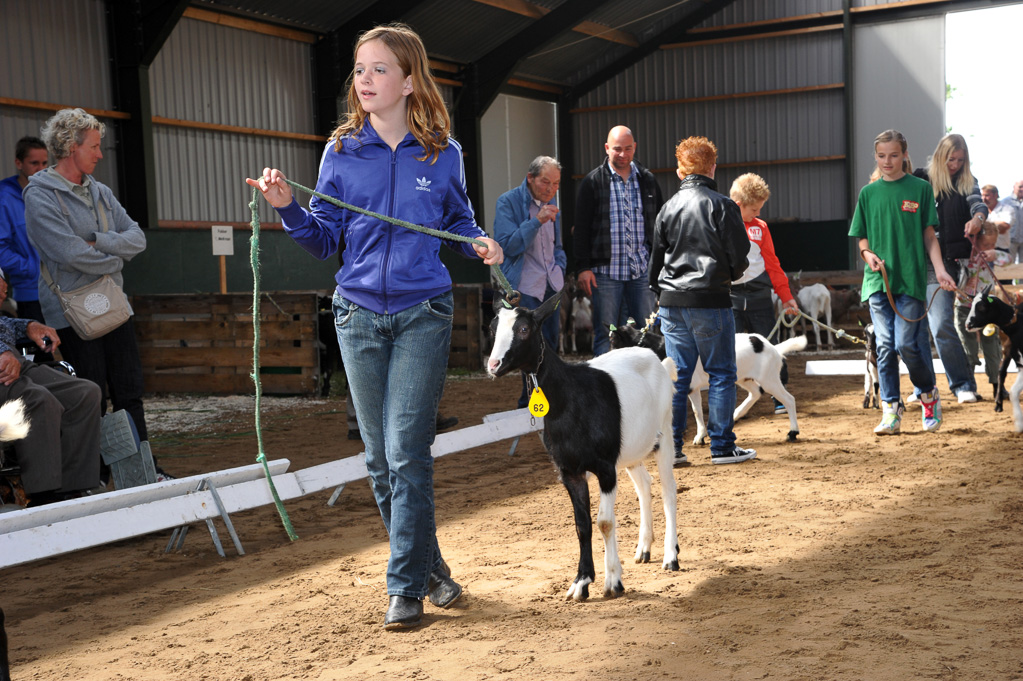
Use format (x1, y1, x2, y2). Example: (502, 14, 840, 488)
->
(278, 123, 487, 315)
(0, 175, 41, 302)
(492, 177, 566, 290)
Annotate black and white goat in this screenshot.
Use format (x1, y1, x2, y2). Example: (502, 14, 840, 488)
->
(608, 318, 665, 359)
(487, 294, 679, 601)
(964, 286, 1023, 429)
(862, 322, 879, 409)
(610, 323, 805, 445)
(688, 334, 806, 445)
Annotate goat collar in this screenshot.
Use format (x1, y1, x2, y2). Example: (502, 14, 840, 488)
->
(528, 338, 547, 386)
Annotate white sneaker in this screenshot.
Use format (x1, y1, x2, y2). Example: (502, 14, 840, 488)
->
(956, 390, 978, 404)
(874, 400, 904, 435)
(920, 389, 942, 432)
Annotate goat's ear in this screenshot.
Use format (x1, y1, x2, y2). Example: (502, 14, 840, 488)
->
(534, 291, 561, 322)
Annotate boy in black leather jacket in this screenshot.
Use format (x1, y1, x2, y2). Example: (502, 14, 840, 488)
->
(648, 136, 755, 466)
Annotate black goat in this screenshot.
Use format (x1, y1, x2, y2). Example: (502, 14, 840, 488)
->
(964, 285, 1023, 428)
(862, 322, 879, 409)
(487, 293, 679, 601)
(609, 318, 665, 359)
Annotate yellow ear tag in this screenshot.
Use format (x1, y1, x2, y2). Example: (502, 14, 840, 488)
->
(528, 387, 549, 418)
(983, 324, 998, 337)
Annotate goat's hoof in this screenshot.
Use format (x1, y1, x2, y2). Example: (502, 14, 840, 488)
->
(603, 581, 625, 599)
(635, 550, 651, 564)
(995, 404, 1004, 413)
(664, 559, 680, 572)
(787, 430, 799, 442)
(566, 578, 591, 602)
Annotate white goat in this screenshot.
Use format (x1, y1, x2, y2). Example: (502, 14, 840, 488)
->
(569, 295, 593, 354)
(487, 293, 679, 601)
(688, 334, 807, 446)
(797, 283, 833, 350)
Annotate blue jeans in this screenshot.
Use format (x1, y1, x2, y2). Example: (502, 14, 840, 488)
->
(517, 286, 560, 407)
(867, 292, 935, 403)
(659, 306, 737, 454)
(591, 273, 655, 356)
(334, 291, 451, 599)
(922, 283, 977, 396)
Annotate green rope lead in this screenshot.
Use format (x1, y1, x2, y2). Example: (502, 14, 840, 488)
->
(249, 186, 299, 542)
(282, 178, 519, 303)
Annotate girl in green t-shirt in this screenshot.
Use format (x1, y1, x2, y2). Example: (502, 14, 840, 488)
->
(849, 129, 955, 435)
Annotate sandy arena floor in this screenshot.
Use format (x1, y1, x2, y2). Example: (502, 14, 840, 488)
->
(3, 350, 1023, 680)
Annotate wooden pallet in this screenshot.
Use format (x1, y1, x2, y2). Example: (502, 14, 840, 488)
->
(132, 292, 321, 395)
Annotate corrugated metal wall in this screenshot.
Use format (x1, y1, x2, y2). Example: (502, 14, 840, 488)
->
(573, 30, 846, 221)
(149, 17, 320, 223)
(0, 0, 119, 188)
(697, 0, 841, 26)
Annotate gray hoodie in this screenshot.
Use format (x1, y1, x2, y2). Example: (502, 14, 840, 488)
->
(23, 167, 146, 329)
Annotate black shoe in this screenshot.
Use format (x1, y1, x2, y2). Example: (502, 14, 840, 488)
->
(347, 429, 362, 441)
(436, 415, 459, 432)
(383, 595, 423, 630)
(672, 452, 690, 468)
(711, 446, 757, 465)
(428, 561, 463, 608)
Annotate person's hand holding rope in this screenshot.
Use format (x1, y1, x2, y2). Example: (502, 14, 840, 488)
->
(246, 167, 293, 208)
(964, 213, 984, 237)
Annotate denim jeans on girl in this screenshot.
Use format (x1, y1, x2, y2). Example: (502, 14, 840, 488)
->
(334, 291, 452, 599)
(867, 292, 936, 403)
(659, 306, 737, 454)
(920, 283, 977, 397)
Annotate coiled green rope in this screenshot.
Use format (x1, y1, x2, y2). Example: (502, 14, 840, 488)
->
(249, 187, 299, 542)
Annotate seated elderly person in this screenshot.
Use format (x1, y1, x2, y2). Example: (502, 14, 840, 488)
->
(0, 296, 102, 506)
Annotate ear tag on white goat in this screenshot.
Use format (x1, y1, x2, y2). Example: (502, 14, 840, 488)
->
(528, 386, 549, 418)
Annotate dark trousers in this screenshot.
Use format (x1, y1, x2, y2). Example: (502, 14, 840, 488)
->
(2, 357, 102, 493)
(56, 317, 148, 441)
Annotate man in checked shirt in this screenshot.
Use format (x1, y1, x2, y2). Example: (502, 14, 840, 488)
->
(574, 126, 664, 356)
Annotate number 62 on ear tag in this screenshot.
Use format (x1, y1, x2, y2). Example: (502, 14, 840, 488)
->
(528, 386, 549, 417)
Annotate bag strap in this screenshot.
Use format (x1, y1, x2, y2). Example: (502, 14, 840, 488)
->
(39, 261, 62, 296)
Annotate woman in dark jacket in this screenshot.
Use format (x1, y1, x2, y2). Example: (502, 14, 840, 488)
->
(912, 133, 988, 405)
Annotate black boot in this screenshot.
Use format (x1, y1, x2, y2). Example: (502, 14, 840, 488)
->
(383, 596, 423, 630)
(428, 560, 463, 608)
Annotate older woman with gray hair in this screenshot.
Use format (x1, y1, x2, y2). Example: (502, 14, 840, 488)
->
(23, 108, 161, 475)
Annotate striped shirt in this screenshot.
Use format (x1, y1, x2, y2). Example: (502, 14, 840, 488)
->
(593, 162, 649, 281)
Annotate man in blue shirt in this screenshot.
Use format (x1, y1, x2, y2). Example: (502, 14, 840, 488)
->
(494, 156, 566, 407)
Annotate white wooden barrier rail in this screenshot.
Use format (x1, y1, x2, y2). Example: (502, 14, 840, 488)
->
(0, 409, 542, 570)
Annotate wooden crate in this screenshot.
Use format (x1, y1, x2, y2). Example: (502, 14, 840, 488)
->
(449, 284, 483, 371)
(132, 292, 321, 395)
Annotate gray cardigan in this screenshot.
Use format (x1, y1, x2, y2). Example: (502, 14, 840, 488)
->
(23, 168, 146, 329)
